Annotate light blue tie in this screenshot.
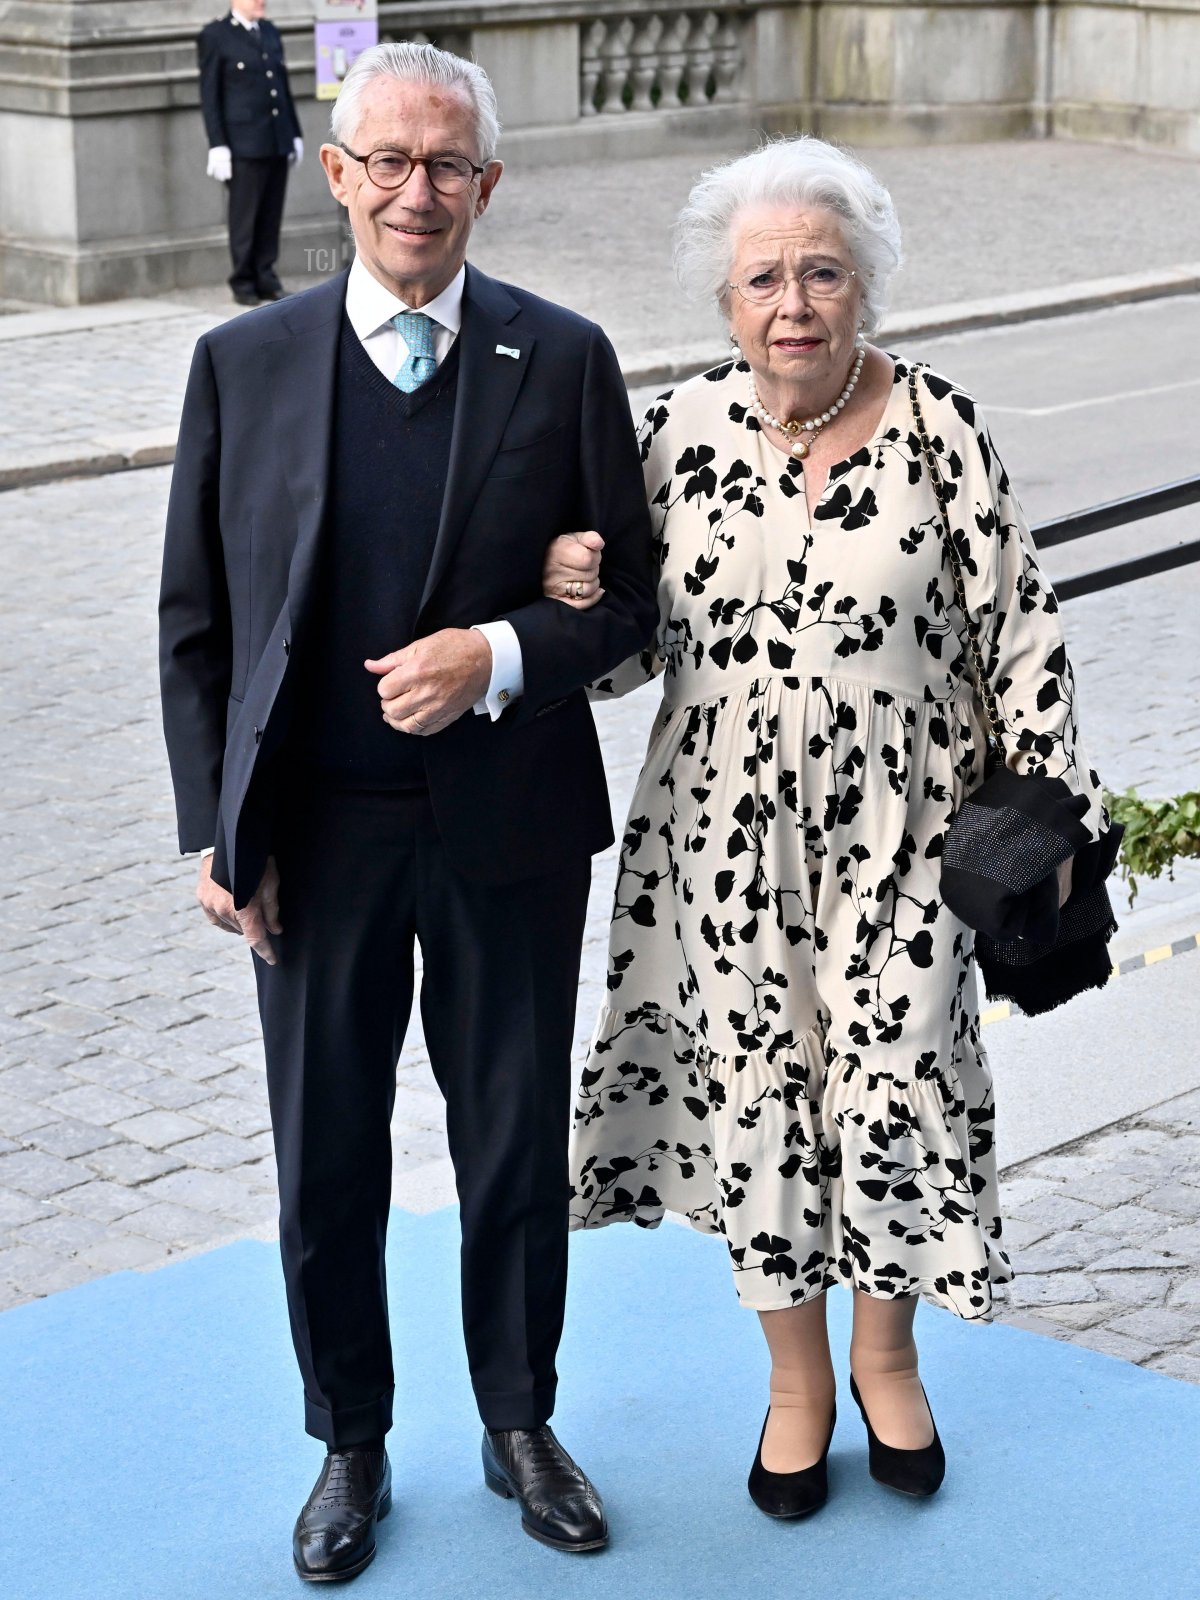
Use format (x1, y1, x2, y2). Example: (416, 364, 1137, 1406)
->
(392, 311, 438, 393)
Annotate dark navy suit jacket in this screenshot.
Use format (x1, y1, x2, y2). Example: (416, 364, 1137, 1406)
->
(159, 265, 657, 905)
(198, 14, 301, 159)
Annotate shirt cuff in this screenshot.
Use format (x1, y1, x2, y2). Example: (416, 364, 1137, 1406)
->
(197, 846, 216, 859)
(471, 621, 524, 720)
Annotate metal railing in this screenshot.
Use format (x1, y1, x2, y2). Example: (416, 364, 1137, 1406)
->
(1033, 474, 1200, 602)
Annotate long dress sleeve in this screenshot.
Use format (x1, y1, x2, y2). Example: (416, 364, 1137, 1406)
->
(588, 398, 671, 700)
(928, 374, 1108, 843)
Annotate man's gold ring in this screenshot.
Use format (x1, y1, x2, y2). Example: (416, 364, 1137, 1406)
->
(411, 716, 425, 732)
(572, 581, 584, 598)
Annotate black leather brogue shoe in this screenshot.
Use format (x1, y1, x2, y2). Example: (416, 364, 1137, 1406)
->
(292, 1448, 392, 1582)
(482, 1425, 608, 1552)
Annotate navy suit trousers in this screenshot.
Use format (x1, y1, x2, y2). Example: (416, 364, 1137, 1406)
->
(254, 785, 590, 1446)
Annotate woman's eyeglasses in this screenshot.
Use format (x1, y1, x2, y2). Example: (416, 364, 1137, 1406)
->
(729, 265, 857, 305)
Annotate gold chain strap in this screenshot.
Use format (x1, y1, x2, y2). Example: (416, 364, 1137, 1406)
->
(907, 364, 1003, 751)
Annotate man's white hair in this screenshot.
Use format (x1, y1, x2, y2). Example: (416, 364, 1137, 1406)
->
(673, 136, 902, 336)
(330, 42, 501, 163)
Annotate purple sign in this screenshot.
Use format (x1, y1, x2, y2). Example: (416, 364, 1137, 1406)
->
(315, 18, 379, 101)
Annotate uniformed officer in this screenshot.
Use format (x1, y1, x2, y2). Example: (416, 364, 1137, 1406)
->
(199, 1, 304, 305)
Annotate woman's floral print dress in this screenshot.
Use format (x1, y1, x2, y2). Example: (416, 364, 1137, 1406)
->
(569, 357, 1105, 1321)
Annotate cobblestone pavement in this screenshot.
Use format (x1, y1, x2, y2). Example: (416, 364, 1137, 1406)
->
(2, 139, 1198, 478)
(1, 297, 1198, 1381)
(0, 314, 225, 476)
(999, 1090, 1200, 1383)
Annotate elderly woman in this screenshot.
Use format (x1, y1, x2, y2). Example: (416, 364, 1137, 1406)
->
(543, 137, 1106, 1517)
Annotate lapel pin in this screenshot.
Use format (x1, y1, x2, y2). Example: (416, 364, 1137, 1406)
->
(495, 344, 521, 360)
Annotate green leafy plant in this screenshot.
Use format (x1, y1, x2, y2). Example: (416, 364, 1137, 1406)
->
(1105, 787, 1200, 904)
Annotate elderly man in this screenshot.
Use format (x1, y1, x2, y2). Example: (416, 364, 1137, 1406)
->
(198, 0, 303, 304)
(160, 42, 654, 1582)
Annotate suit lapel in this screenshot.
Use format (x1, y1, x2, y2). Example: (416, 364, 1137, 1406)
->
(418, 263, 533, 615)
(260, 263, 532, 624)
(261, 269, 346, 620)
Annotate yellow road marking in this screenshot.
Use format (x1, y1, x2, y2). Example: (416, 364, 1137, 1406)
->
(979, 931, 1198, 1025)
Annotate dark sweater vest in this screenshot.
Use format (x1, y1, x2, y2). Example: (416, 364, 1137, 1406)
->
(296, 315, 459, 788)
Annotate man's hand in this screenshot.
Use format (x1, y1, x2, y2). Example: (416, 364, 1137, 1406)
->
(365, 629, 492, 736)
(197, 854, 282, 966)
(543, 530, 605, 610)
(206, 145, 232, 183)
(290, 136, 304, 167)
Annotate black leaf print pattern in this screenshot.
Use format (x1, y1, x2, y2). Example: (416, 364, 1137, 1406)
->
(815, 483, 879, 528)
(573, 356, 1107, 1326)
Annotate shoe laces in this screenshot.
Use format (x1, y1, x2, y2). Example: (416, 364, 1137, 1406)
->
(318, 1451, 375, 1507)
(523, 1428, 576, 1485)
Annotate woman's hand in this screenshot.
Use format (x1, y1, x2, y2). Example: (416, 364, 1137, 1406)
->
(543, 531, 605, 610)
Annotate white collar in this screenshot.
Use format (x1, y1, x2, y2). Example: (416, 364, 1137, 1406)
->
(345, 256, 466, 341)
(229, 11, 260, 29)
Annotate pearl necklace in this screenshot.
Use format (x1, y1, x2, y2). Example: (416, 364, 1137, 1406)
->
(748, 339, 866, 460)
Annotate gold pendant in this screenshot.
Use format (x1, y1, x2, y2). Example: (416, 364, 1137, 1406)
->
(791, 438, 810, 460)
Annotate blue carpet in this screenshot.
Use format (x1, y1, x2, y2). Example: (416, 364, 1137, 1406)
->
(3, 1207, 1198, 1600)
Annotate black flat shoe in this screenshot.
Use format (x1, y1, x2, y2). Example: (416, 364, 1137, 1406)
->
(747, 1404, 836, 1518)
(231, 290, 260, 307)
(482, 1425, 608, 1552)
(849, 1374, 945, 1497)
(293, 1448, 392, 1582)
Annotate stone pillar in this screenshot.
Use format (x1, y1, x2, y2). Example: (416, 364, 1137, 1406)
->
(1052, 0, 1200, 153)
(0, 0, 342, 304)
(751, 2, 816, 131)
(471, 20, 579, 126)
(815, 0, 1039, 145)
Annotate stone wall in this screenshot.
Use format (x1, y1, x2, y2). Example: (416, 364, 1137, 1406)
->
(1053, 0, 1200, 152)
(0, 1, 345, 304)
(2, 0, 1197, 304)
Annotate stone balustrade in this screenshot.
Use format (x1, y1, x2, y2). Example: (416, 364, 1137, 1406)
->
(378, 0, 768, 151)
(577, 10, 747, 117)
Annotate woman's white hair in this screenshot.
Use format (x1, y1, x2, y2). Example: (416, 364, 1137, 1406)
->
(330, 42, 501, 164)
(673, 136, 902, 336)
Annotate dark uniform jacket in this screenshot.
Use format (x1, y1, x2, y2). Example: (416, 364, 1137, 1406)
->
(198, 14, 301, 159)
(159, 265, 657, 905)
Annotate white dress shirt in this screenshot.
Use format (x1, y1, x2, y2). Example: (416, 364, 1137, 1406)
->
(344, 255, 524, 720)
(345, 253, 463, 378)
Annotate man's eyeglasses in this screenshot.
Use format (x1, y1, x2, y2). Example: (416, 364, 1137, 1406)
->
(729, 265, 857, 305)
(338, 145, 485, 195)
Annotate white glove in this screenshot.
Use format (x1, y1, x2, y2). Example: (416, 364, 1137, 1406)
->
(206, 145, 232, 183)
(290, 136, 304, 167)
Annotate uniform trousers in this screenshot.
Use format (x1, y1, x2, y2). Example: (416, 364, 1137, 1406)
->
(227, 154, 289, 297)
(254, 785, 590, 1448)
